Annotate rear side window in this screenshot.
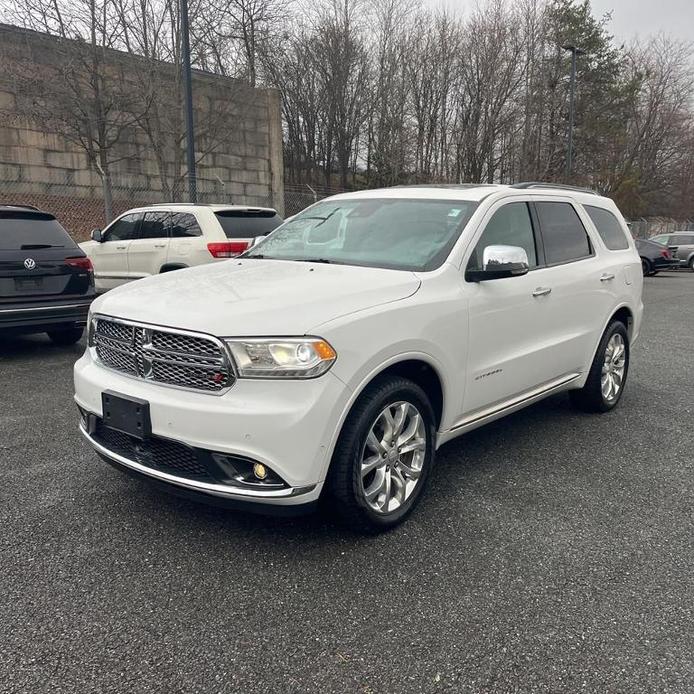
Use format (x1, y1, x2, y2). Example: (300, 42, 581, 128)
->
(650, 235, 670, 245)
(170, 212, 202, 238)
(584, 205, 630, 250)
(0, 211, 76, 250)
(536, 202, 592, 264)
(215, 210, 282, 239)
(671, 234, 694, 245)
(105, 214, 141, 241)
(137, 211, 170, 239)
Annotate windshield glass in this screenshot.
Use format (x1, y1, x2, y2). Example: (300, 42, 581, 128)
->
(245, 198, 479, 271)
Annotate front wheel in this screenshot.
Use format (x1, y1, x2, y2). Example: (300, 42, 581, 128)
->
(326, 376, 436, 532)
(641, 258, 652, 276)
(570, 321, 629, 413)
(47, 326, 84, 346)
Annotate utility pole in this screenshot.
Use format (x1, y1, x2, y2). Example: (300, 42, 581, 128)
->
(180, 0, 197, 202)
(562, 44, 585, 179)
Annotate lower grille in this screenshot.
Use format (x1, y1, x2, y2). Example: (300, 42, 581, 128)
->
(93, 422, 213, 482)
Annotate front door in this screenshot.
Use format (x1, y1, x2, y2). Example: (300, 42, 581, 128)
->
(90, 213, 141, 290)
(463, 200, 554, 416)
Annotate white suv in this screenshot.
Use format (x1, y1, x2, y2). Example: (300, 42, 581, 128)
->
(74, 184, 643, 531)
(80, 204, 282, 292)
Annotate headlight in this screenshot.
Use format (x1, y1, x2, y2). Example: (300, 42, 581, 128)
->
(224, 337, 337, 379)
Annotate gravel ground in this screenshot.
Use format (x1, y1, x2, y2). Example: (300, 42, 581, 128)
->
(1, 273, 693, 694)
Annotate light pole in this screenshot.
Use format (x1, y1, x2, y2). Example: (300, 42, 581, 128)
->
(562, 44, 585, 179)
(180, 0, 197, 202)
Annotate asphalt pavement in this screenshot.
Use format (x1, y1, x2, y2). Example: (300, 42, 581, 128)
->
(1, 273, 693, 693)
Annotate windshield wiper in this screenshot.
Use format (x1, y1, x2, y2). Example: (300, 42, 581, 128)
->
(20, 243, 63, 249)
(292, 258, 335, 264)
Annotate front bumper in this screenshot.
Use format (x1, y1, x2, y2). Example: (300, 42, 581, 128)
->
(0, 296, 94, 331)
(74, 352, 352, 507)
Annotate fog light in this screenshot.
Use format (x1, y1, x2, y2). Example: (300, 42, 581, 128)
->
(253, 463, 268, 480)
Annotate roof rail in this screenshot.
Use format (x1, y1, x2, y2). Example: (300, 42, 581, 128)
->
(0, 203, 41, 210)
(394, 183, 501, 190)
(510, 182, 598, 195)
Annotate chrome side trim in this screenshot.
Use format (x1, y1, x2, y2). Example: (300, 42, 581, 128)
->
(0, 302, 92, 314)
(79, 423, 315, 500)
(442, 372, 582, 442)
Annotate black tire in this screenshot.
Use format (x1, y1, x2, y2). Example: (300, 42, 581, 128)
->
(325, 375, 436, 532)
(641, 258, 652, 276)
(570, 320, 629, 413)
(649, 271, 659, 276)
(689, 257, 694, 272)
(47, 326, 84, 346)
(160, 264, 187, 273)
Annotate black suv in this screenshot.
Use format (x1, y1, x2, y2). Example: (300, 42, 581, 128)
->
(0, 205, 96, 345)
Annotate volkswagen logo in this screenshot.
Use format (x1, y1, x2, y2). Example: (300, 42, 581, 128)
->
(24, 258, 37, 270)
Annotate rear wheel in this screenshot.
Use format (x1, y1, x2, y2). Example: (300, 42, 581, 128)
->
(326, 376, 435, 532)
(689, 257, 694, 272)
(641, 258, 652, 276)
(570, 321, 629, 413)
(47, 326, 84, 346)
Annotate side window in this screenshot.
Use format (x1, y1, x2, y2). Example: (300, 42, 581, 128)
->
(672, 234, 694, 245)
(104, 214, 140, 241)
(170, 212, 203, 238)
(137, 212, 170, 239)
(536, 202, 592, 265)
(584, 205, 630, 250)
(468, 202, 538, 272)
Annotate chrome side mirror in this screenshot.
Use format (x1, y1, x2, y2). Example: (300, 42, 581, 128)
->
(90, 228, 103, 242)
(466, 244, 530, 282)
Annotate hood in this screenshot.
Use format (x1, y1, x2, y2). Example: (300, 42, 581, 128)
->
(91, 259, 421, 336)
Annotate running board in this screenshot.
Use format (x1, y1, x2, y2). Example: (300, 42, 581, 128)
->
(438, 373, 581, 446)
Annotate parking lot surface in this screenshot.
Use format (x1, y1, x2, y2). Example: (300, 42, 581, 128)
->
(1, 273, 693, 694)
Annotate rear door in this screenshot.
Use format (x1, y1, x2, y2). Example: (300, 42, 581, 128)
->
(127, 211, 171, 279)
(0, 210, 91, 305)
(168, 212, 204, 266)
(89, 213, 141, 290)
(531, 200, 610, 376)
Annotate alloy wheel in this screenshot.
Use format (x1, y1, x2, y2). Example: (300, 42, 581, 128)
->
(359, 401, 427, 514)
(601, 333, 626, 402)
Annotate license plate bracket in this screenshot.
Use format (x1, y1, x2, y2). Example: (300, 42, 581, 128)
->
(101, 391, 151, 440)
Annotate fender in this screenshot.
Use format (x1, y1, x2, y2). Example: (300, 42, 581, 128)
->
(318, 350, 448, 483)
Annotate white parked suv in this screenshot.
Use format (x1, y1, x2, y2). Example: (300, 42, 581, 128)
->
(80, 204, 283, 292)
(74, 183, 643, 531)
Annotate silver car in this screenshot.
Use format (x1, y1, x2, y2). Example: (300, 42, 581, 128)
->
(650, 232, 694, 271)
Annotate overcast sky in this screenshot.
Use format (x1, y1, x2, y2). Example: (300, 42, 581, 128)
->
(429, 1, 693, 43)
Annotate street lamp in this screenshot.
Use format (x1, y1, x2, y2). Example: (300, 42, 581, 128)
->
(562, 44, 586, 179)
(181, 0, 197, 203)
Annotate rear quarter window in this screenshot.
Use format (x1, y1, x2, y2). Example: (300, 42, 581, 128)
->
(583, 205, 630, 251)
(215, 210, 282, 239)
(0, 211, 76, 250)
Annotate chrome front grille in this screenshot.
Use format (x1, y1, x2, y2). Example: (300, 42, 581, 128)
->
(93, 316, 234, 392)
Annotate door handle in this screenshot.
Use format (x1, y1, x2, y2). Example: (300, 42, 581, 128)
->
(116, 246, 127, 250)
(600, 273, 616, 282)
(154, 244, 167, 248)
(532, 287, 552, 297)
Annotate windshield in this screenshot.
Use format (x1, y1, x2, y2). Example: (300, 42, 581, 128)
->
(245, 198, 479, 271)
